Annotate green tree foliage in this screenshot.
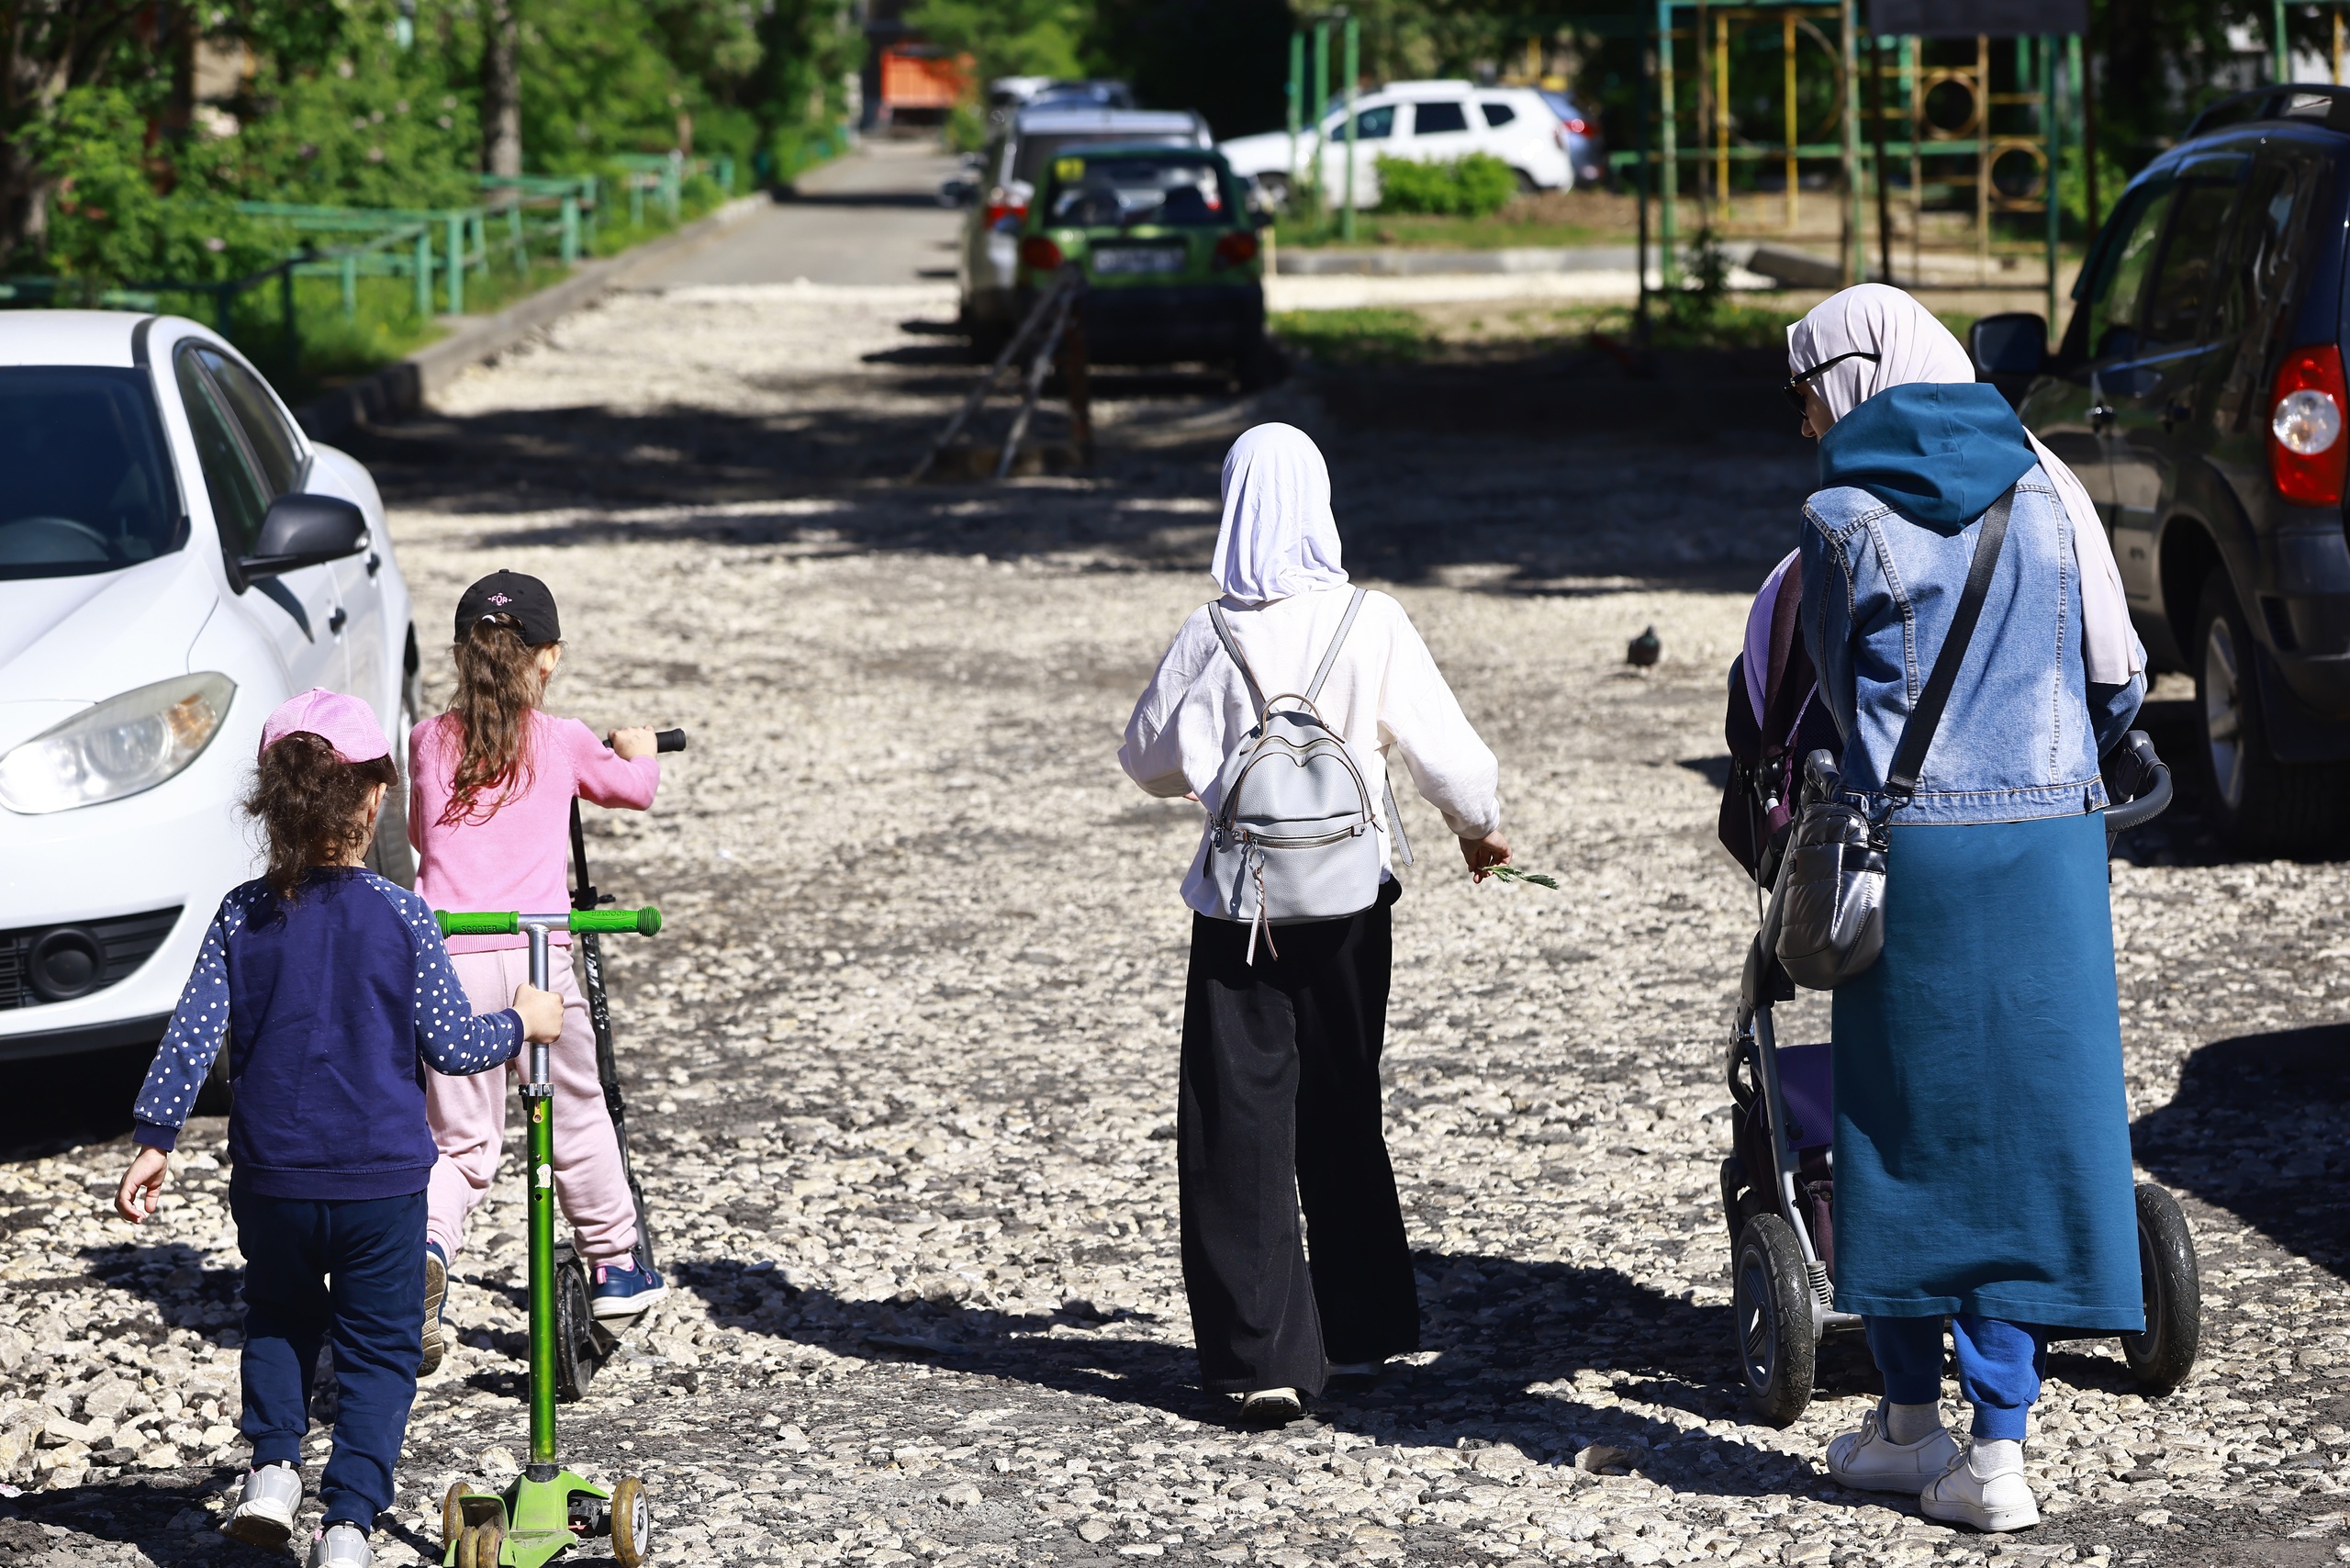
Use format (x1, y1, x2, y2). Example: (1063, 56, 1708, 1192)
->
(752, 0, 863, 174)
(909, 0, 1090, 85)
(1371, 151, 1514, 217)
(1088, 0, 1291, 139)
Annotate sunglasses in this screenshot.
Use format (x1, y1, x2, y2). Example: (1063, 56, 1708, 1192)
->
(1784, 350, 1881, 415)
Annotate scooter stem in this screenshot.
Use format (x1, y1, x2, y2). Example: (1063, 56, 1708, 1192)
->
(523, 918, 558, 1473)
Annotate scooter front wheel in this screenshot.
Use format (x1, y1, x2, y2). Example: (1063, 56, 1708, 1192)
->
(442, 1481, 470, 1555)
(610, 1475, 651, 1568)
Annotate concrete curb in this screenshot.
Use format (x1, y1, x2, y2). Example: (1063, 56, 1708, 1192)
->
(295, 194, 766, 442)
(1273, 241, 1762, 278)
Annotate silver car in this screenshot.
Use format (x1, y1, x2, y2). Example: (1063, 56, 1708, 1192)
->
(957, 105, 1211, 353)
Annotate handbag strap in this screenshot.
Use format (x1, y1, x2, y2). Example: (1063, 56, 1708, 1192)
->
(1883, 487, 2015, 805)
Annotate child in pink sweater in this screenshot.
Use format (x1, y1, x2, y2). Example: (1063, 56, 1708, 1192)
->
(408, 570, 667, 1373)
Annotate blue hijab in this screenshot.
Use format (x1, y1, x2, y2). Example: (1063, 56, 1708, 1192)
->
(1816, 382, 2040, 532)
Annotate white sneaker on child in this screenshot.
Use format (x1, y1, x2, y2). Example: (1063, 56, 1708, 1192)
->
(308, 1522, 372, 1567)
(220, 1461, 303, 1548)
(1824, 1401, 1960, 1493)
(1919, 1438, 2041, 1532)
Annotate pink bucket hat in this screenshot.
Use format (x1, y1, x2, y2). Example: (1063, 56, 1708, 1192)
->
(259, 689, 391, 765)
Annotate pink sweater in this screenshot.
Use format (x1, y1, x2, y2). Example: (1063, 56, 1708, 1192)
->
(409, 711, 660, 953)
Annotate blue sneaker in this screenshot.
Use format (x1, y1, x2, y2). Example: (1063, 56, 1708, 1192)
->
(420, 1243, 449, 1376)
(590, 1258, 666, 1321)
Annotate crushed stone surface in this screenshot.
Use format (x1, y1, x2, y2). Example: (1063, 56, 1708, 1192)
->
(2, 284, 2346, 1568)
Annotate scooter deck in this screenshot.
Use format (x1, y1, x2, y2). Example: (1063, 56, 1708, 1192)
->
(443, 1473, 608, 1568)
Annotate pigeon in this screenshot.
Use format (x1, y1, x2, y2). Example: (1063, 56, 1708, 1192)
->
(1627, 625, 1662, 667)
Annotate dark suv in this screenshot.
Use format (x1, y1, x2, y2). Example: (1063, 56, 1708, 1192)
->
(1972, 84, 2350, 855)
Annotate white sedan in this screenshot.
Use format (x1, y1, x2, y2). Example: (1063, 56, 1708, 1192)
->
(1218, 81, 1575, 210)
(0, 310, 418, 1063)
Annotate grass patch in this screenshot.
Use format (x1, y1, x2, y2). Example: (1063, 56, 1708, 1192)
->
(1276, 187, 1635, 252)
(1269, 307, 1434, 365)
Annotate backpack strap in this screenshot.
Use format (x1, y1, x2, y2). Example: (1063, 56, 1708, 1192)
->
(1304, 588, 1367, 703)
(1205, 601, 1267, 719)
(1883, 486, 2015, 806)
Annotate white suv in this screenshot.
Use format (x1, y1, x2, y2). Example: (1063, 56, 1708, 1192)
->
(1218, 81, 1574, 210)
(0, 310, 417, 1062)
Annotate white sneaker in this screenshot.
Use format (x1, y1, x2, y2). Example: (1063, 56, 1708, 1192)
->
(308, 1522, 372, 1567)
(1239, 1388, 1303, 1427)
(1919, 1439, 2041, 1532)
(220, 1462, 302, 1548)
(1825, 1401, 1961, 1494)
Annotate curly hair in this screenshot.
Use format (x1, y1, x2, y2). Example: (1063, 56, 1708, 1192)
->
(440, 615, 550, 826)
(245, 733, 400, 899)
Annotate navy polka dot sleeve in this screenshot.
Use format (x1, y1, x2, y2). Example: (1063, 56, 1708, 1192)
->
(367, 877, 526, 1076)
(130, 890, 252, 1153)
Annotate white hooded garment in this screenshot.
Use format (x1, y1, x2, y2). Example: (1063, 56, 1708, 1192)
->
(1120, 423, 1500, 916)
(1788, 284, 2143, 686)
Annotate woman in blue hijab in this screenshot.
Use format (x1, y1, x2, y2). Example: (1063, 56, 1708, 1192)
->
(1788, 286, 2147, 1531)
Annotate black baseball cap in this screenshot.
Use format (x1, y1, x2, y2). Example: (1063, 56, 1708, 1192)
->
(455, 570, 561, 646)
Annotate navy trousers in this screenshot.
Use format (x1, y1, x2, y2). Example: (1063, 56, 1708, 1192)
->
(1865, 1314, 2049, 1441)
(232, 1188, 427, 1529)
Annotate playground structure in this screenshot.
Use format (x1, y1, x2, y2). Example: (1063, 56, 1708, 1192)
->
(1625, 0, 2087, 325)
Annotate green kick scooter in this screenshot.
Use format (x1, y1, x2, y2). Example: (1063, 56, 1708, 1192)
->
(432, 904, 665, 1568)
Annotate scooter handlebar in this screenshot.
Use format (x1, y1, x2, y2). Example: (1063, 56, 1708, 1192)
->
(434, 909, 664, 937)
(655, 728, 687, 753)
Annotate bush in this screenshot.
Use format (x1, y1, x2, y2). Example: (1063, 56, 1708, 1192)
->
(1371, 153, 1517, 218)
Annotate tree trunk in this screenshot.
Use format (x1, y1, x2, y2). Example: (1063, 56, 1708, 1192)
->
(480, 0, 521, 177)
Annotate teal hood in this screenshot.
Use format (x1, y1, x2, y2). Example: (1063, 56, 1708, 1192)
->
(1816, 381, 2039, 532)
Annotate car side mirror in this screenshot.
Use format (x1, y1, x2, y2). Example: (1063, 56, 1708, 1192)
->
(1970, 312, 2048, 410)
(241, 493, 368, 578)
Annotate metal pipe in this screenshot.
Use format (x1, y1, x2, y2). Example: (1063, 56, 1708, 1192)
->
(1341, 17, 1359, 243)
(524, 918, 555, 1465)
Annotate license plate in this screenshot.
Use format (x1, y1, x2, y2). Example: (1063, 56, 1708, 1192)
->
(1091, 244, 1187, 276)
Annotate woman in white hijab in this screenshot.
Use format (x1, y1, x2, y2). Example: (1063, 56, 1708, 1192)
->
(1780, 286, 2151, 1532)
(1119, 422, 1506, 1425)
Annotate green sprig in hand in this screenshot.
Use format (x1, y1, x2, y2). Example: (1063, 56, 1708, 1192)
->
(1486, 864, 1561, 890)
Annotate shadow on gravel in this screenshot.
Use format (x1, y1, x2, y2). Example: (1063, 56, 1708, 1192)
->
(2132, 1022, 2350, 1283)
(0, 1044, 151, 1160)
(676, 1251, 1828, 1495)
(76, 1241, 246, 1345)
(0, 1473, 233, 1565)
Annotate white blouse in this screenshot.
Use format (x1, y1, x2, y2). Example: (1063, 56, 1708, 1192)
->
(1119, 585, 1502, 915)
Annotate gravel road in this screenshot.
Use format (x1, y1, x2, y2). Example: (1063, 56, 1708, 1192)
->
(4, 280, 2349, 1568)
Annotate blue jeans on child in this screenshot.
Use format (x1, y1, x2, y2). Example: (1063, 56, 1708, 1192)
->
(1864, 1315, 2048, 1441)
(232, 1188, 427, 1529)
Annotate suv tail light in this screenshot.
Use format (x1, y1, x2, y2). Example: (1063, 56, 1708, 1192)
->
(985, 196, 1027, 232)
(1019, 235, 1063, 273)
(1214, 230, 1259, 268)
(2268, 343, 2349, 506)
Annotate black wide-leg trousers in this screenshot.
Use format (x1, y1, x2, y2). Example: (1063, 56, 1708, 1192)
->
(1178, 878, 1419, 1396)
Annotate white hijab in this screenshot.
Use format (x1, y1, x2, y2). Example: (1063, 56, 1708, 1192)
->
(1789, 284, 2142, 685)
(1212, 423, 1349, 605)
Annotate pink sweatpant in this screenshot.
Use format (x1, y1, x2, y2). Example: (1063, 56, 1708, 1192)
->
(426, 948, 639, 1271)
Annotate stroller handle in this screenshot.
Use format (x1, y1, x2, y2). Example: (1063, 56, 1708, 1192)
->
(2103, 731, 2173, 834)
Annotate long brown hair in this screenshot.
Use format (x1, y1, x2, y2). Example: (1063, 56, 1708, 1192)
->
(246, 734, 399, 899)
(440, 615, 551, 826)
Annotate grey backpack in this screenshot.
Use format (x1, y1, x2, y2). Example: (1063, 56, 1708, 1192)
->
(1203, 588, 1404, 962)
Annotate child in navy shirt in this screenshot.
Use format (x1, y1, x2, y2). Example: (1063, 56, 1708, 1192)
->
(115, 689, 560, 1568)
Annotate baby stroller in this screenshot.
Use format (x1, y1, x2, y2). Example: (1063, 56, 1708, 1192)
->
(1715, 554, 2203, 1425)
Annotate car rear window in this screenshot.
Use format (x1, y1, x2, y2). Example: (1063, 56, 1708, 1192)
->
(2142, 182, 2241, 343)
(1481, 101, 1516, 128)
(1013, 132, 1192, 187)
(0, 367, 183, 581)
(1044, 153, 1237, 227)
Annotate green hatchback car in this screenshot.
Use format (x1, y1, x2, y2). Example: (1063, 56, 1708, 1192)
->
(1012, 144, 1273, 380)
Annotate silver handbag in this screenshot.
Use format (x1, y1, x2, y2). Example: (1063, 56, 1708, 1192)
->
(1771, 487, 2012, 991)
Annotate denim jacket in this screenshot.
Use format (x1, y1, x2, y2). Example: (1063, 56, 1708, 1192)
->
(1799, 466, 2145, 825)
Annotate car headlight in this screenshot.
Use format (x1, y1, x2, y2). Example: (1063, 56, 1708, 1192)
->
(0, 673, 236, 814)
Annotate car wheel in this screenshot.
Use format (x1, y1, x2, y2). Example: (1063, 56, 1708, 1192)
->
(1514, 168, 1540, 195)
(2193, 574, 2350, 856)
(364, 656, 420, 889)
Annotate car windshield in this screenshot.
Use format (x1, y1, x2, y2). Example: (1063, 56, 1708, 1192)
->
(0, 367, 182, 581)
(1012, 131, 1192, 186)
(1045, 153, 1234, 227)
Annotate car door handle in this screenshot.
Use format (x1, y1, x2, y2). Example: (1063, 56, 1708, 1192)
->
(329, 608, 348, 635)
(365, 552, 382, 577)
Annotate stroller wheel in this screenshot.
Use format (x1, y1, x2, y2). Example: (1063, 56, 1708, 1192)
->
(1733, 1215, 1817, 1427)
(2121, 1182, 2200, 1394)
